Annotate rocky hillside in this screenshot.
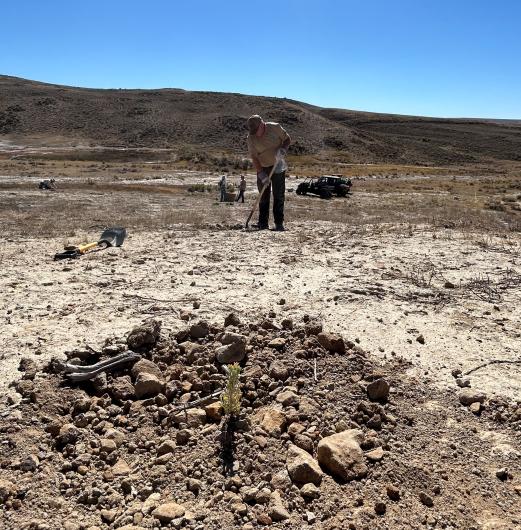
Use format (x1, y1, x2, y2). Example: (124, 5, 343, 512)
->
(1, 75, 521, 166)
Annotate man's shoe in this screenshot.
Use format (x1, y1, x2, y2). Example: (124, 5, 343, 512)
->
(254, 223, 269, 230)
(274, 224, 285, 232)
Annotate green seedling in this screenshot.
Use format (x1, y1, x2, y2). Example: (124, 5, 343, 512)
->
(221, 363, 242, 417)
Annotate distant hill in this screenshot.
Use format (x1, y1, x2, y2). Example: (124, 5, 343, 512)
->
(1, 75, 520, 167)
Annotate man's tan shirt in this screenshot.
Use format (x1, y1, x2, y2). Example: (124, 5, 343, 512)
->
(247, 122, 290, 167)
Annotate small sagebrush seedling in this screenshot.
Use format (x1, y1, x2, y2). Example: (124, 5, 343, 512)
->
(221, 363, 242, 417)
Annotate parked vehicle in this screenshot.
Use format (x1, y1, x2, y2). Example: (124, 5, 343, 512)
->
(296, 175, 352, 199)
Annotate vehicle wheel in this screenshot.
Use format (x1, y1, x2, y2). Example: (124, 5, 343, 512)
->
(296, 189, 302, 195)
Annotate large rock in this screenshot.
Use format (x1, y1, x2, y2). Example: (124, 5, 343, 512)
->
(367, 378, 391, 402)
(215, 333, 247, 363)
(286, 444, 323, 486)
(134, 373, 165, 398)
(317, 429, 368, 481)
(131, 359, 162, 380)
(317, 332, 346, 353)
(459, 388, 487, 406)
(127, 319, 161, 350)
(152, 502, 186, 522)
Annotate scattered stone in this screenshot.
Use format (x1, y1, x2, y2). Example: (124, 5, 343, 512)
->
(268, 337, 286, 350)
(300, 483, 320, 500)
(294, 433, 314, 453)
(134, 373, 165, 398)
(127, 319, 161, 350)
(269, 491, 291, 521)
(444, 281, 456, 289)
(257, 513, 272, 526)
(458, 389, 487, 406)
(367, 378, 391, 402)
(305, 320, 323, 336)
(205, 401, 223, 421)
(0, 479, 17, 502)
(317, 332, 346, 353)
(112, 459, 131, 476)
(256, 407, 287, 436)
(365, 447, 385, 462)
(281, 318, 294, 330)
(56, 423, 80, 446)
(100, 509, 117, 523)
(20, 454, 39, 471)
(99, 439, 117, 453)
(496, 468, 509, 481)
(269, 361, 289, 381)
(131, 359, 163, 380)
(470, 402, 481, 415)
(374, 501, 387, 515)
(288, 422, 306, 437)
(419, 492, 434, 507)
(152, 502, 186, 523)
(271, 470, 292, 490)
(224, 313, 241, 327)
(416, 334, 425, 344)
(216, 333, 247, 363)
(276, 390, 300, 408)
(105, 428, 125, 448)
(456, 377, 471, 388)
(157, 440, 176, 456)
(179, 341, 206, 363)
(189, 320, 210, 339)
(111, 375, 135, 400)
(176, 429, 191, 445)
(317, 429, 368, 481)
(173, 408, 207, 428)
(286, 444, 323, 486)
(386, 485, 400, 501)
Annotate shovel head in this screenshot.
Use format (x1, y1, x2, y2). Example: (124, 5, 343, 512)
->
(98, 227, 126, 247)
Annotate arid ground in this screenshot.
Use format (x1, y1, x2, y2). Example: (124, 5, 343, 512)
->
(1, 140, 521, 530)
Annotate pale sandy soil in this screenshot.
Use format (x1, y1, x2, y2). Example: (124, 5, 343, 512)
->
(2, 221, 520, 401)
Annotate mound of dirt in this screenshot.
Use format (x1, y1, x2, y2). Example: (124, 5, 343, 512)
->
(1, 315, 520, 530)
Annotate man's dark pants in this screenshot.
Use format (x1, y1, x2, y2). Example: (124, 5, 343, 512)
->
(257, 167, 285, 228)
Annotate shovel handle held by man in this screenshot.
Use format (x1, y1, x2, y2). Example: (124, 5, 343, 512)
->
(245, 163, 279, 229)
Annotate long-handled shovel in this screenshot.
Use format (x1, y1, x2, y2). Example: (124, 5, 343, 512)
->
(54, 227, 127, 260)
(244, 164, 278, 230)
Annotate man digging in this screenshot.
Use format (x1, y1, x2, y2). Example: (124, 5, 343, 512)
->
(247, 114, 291, 231)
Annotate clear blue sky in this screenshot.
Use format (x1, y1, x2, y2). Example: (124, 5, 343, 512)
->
(1, 0, 520, 119)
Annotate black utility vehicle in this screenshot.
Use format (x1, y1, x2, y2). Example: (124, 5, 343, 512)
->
(296, 175, 352, 199)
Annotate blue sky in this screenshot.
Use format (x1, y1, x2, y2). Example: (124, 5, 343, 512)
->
(1, 0, 520, 119)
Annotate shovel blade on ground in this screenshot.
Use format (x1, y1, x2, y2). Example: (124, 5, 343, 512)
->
(99, 227, 127, 247)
